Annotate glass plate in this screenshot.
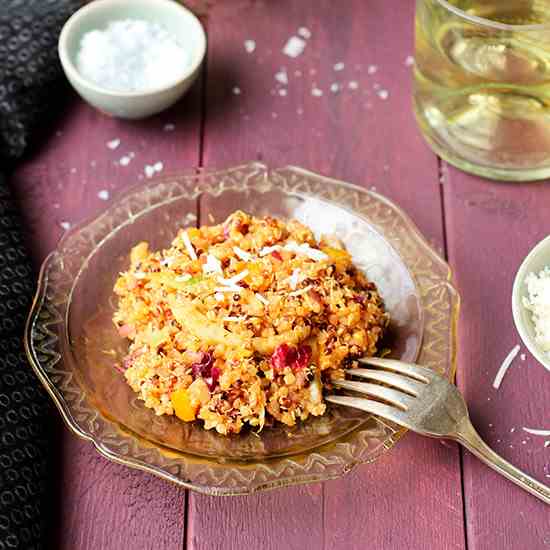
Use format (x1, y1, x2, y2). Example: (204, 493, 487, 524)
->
(25, 163, 459, 495)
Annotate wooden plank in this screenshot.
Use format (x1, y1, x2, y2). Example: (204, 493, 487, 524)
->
(9, 84, 203, 549)
(442, 167, 550, 549)
(189, 2, 466, 549)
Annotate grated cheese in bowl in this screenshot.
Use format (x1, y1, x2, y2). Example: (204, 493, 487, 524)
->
(523, 266, 550, 358)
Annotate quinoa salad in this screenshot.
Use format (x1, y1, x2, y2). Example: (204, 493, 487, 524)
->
(113, 211, 389, 435)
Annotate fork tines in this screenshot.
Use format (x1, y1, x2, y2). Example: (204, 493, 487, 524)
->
(357, 357, 432, 383)
(326, 357, 433, 420)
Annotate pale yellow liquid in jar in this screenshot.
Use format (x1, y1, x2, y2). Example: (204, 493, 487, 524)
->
(414, 0, 550, 180)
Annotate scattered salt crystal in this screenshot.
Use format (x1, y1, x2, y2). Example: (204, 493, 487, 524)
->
(244, 39, 256, 53)
(107, 138, 121, 150)
(77, 19, 190, 92)
(367, 64, 378, 74)
(271, 112, 278, 119)
(520, 353, 526, 361)
(70, 167, 77, 174)
(283, 36, 306, 58)
(493, 344, 521, 389)
(330, 83, 340, 93)
(294, 70, 302, 77)
(119, 155, 131, 166)
(297, 27, 311, 39)
(297, 107, 304, 115)
(348, 81, 359, 90)
(405, 55, 415, 67)
(275, 69, 288, 85)
(144, 162, 163, 177)
(333, 62, 345, 71)
(97, 190, 110, 201)
(377, 89, 389, 100)
(278, 88, 288, 97)
(60, 221, 71, 231)
(90, 160, 97, 167)
(309, 68, 316, 75)
(510, 427, 516, 433)
(232, 86, 242, 95)
(311, 87, 323, 97)
(163, 123, 175, 132)
(53, 203, 60, 209)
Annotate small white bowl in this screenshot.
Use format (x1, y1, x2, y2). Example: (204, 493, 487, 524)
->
(59, 0, 206, 119)
(512, 234, 550, 371)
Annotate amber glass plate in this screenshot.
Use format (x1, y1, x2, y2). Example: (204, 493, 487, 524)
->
(25, 163, 459, 495)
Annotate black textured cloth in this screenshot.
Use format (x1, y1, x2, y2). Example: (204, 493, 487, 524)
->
(1, 0, 80, 164)
(0, 175, 49, 550)
(0, 1, 80, 549)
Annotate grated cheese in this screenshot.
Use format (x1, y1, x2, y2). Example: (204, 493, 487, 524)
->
(255, 293, 269, 305)
(182, 231, 197, 260)
(217, 270, 249, 287)
(522, 427, 550, 437)
(223, 316, 245, 322)
(214, 286, 242, 293)
(289, 285, 312, 297)
(202, 254, 222, 274)
(259, 245, 281, 256)
(493, 344, 520, 389)
(233, 246, 253, 262)
(175, 273, 192, 282)
(284, 241, 328, 262)
(289, 268, 301, 290)
(523, 266, 550, 367)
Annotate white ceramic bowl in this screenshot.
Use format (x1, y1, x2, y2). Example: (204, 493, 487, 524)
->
(512, 234, 550, 371)
(58, 0, 206, 119)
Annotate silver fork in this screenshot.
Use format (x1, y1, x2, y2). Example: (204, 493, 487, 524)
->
(326, 357, 550, 505)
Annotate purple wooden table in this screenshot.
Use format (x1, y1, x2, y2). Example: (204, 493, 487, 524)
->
(10, 1, 550, 548)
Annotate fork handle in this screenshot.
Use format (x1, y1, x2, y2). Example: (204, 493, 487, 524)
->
(454, 419, 550, 505)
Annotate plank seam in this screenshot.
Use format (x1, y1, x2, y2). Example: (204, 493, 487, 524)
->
(439, 157, 469, 550)
(437, 157, 449, 262)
